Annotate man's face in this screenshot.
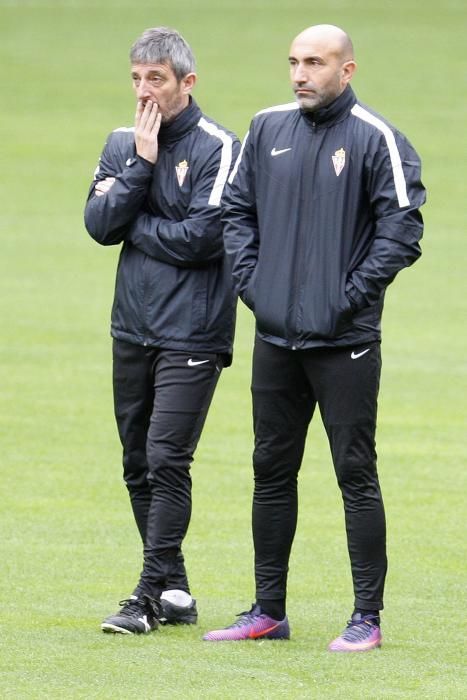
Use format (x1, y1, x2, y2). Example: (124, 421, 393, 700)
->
(131, 62, 191, 123)
(288, 37, 352, 112)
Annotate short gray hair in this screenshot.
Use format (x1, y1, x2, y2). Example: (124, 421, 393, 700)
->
(130, 27, 196, 81)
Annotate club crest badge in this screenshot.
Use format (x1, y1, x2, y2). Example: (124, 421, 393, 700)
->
(332, 148, 346, 177)
(175, 159, 189, 187)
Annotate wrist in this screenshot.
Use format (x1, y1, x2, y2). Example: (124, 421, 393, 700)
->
(135, 154, 156, 168)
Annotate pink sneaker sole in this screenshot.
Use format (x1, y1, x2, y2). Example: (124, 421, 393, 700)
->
(203, 612, 290, 641)
(328, 625, 382, 652)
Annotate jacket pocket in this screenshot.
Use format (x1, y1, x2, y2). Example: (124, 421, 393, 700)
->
(301, 293, 354, 339)
(242, 268, 257, 311)
(192, 281, 208, 330)
(330, 295, 354, 336)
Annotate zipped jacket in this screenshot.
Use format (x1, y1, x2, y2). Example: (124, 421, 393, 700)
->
(222, 86, 425, 349)
(85, 98, 240, 359)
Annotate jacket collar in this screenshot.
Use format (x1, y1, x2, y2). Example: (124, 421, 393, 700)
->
(301, 85, 357, 127)
(158, 97, 201, 145)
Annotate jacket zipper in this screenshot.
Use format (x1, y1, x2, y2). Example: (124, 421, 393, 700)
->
(291, 120, 317, 350)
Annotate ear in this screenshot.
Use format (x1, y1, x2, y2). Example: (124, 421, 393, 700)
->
(181, 72, 197, 94)
(341, 60, 357, 85)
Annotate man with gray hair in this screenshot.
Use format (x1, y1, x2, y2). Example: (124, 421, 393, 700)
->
(85, 27, 239, 635)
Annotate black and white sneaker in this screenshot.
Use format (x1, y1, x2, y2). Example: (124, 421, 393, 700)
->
(159, 590, 198, 625)
(101, 594, 162, 635)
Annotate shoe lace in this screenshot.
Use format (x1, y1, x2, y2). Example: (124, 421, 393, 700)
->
(341, 617, 379, 643)
(229, 606, 263, 628)
(118, 595, 161, 618)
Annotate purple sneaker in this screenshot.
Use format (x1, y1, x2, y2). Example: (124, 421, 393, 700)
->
(203, 605, 290, 641)
(328, 613, 382, 652)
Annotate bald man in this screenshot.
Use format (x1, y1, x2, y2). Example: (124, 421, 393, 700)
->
(203, 25, 425, 651)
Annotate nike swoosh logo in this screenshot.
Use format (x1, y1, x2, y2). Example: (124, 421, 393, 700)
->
(271, 147, 292, 157)
(187, 358, 210, 366)
(249, 622, 281, 639)
(351, 348, 370, 360)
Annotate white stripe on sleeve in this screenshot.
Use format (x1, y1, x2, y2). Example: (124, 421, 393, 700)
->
(256, 101, 298, 116)
(198, 118, 234, 206)
(228, 131, 249, 184)
(228, 103, 296, 185)
(351, 104, 410, 208)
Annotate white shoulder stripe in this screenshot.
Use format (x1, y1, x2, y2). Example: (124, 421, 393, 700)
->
(228, 104, 297, 185)
(256, 102, 299, 115)
(198, 117, 234, 206)
(113, 126, 135, 133)
(228, 131, 249, 184)
(351, 104, 409, 208)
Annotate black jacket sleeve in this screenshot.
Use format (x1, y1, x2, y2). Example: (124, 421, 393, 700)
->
(127, 138, 240, 267)
(345, 131, 425, 310)
(220, 129, 259, 308)
(84, 132, 153, 246)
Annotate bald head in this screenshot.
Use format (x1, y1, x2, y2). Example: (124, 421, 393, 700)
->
(292, 25, 354, 63)
(288, 24, 356, 112)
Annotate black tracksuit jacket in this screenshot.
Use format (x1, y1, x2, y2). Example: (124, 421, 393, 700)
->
(222, 86, 426, 349)
(84, 99, 240, 359)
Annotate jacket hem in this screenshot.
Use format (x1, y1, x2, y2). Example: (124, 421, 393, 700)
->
(256, 329, 381, 349)
(110, 328, 233, 355)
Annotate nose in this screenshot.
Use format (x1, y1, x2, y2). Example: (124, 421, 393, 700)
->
(292, 62, 308, 84)
(136, 78, 152, 100)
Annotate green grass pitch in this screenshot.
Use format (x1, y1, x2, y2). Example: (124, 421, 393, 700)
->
(1, 0, 466, 697)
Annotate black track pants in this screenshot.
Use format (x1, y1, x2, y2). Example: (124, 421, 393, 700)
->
(112, 339, 221, 596)
(251, 336, 387, 612)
